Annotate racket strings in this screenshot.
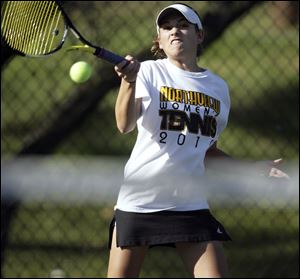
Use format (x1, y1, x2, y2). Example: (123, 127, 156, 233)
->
(1, 1, 66, 56)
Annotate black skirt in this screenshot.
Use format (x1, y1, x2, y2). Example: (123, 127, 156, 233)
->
(108, 209, 231, 249)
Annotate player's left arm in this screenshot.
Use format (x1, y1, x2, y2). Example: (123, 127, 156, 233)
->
(205, 142, 289, 179)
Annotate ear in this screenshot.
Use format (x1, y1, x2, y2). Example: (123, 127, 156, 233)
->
(157, 36, 163, 50)
(197, 30, 205, 44)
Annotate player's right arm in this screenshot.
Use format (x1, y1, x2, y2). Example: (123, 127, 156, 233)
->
(114, 55, 141, 134)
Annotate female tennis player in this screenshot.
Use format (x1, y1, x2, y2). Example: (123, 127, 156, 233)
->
(107, 3, 289, 278)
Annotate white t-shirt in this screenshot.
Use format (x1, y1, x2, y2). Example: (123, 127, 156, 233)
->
(116, 58, 230, 213)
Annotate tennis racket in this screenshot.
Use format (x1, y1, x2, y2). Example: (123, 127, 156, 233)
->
(1, 1, 126, 65)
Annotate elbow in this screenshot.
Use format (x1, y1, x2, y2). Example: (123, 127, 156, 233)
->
(118, 127, 129, 134)
(117, 124, 134, 134)
(115, 112, 137, 134)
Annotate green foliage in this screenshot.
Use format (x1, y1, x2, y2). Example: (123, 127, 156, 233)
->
(3, 204, 298, 278)
(1, 2, 299, 278)
(1, 2, 299, 160)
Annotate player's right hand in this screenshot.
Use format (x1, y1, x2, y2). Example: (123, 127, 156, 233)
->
(114, 55, 140, 83)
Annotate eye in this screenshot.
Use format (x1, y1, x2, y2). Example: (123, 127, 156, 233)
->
(161, 24, 172, 31)
(178, 22, 189, 28)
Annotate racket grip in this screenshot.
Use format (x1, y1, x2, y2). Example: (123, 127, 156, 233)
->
(94, 48, 125, 65)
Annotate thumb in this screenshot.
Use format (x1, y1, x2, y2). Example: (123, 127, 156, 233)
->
(272, 158, 283, 165)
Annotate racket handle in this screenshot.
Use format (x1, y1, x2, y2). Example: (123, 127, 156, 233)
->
(94, 48, 125, 65)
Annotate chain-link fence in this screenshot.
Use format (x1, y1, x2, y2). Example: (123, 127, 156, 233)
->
(1, 1, 299, 278)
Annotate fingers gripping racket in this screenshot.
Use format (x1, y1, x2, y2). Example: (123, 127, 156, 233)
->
(1, 1, 126, 65)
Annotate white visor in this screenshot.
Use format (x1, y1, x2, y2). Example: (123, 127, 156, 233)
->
(156, 4, 203, 33)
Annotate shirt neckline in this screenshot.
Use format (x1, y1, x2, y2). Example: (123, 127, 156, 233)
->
(166, 58, 208, 78)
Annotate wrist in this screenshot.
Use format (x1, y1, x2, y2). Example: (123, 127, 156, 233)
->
(122, 78, 136, 84)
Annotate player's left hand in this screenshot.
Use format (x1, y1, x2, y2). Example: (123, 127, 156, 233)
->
(268, 158, 290, 179)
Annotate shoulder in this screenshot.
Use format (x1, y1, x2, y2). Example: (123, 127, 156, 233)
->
(203, 70, 231, 108)
(206, 70, 229, 92)
(140, 59, 167, 72)
(138, 59, 168, 80)
(141, 59, 167, 67)
(205, 70, 230, 105)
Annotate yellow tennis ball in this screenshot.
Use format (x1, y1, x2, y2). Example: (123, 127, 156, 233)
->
(69, 61, 92, 83)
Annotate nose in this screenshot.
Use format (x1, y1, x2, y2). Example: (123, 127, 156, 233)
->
(170, 25, 180, 35)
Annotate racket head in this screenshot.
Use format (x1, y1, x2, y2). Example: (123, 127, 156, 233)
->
(1, 1, 68, 57)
